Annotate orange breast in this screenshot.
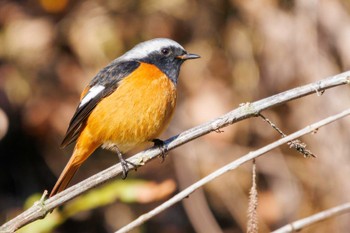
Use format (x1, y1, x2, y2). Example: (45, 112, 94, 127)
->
(85, 62, 177, 152)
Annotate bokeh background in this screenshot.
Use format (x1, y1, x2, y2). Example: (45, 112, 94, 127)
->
(1, 0, 350, 232)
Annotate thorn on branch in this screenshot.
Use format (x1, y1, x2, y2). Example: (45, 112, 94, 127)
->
(34, 190, 49, 218)
(259, 114, 316, 158)
(40, 190, 48, 203)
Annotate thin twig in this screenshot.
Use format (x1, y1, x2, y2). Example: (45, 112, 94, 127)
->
(0, 71, 349, 232)
(272, 202, 350, 233)
(115, 108, 350, 233)
(259, 114, 287, 137)
(259, 114, 316, 157)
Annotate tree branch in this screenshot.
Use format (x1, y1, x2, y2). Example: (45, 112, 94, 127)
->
(115, 108, 350, 233)
(272, 202, 350, 233)
(1, 71, 349, 232)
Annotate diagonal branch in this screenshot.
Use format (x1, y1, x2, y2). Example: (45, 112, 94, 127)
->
(115, 108, 350, 233)
(272, 202, 350, 233)
(0, 71, 349, 232)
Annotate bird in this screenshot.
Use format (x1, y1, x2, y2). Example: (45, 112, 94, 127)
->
(50, 38, 200, 197)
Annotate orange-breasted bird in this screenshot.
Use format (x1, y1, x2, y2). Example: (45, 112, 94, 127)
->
(50, 38, 200, 197)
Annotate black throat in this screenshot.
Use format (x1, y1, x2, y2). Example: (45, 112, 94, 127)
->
(139, 53, 184, 85)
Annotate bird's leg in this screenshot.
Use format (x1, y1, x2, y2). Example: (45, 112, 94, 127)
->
(109, 145, 137, 179)
(152, 139, 168, 162)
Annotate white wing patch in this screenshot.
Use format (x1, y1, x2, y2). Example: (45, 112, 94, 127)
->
(79, 85, 105, 108)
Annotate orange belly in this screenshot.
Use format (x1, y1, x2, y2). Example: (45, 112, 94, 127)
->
(84, 62, 177, 152)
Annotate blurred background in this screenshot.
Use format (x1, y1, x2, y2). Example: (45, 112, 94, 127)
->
(1, 0, 350, 232)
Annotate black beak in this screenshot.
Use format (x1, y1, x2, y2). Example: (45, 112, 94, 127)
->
(176, 53, 200, 60)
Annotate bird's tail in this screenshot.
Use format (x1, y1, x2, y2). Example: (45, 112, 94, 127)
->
(50, 135, 99, 197)
(49, 155, 81, 197)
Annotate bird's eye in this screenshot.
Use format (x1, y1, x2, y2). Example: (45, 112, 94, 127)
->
(161, 48, 170, 56)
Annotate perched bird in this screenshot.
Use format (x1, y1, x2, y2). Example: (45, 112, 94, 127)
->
(50, 38, 200, 197)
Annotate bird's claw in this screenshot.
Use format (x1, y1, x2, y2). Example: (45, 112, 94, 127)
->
(152, 139, 168, 162)
(119, 157, 137, 179)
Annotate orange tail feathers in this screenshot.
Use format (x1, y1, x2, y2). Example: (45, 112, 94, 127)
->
(49, 159, 80, 197)
(50, 131, 100, 197)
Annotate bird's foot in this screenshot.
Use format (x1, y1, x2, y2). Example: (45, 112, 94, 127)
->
(152, 139, 168, 162)
(116, 151, 137, 179)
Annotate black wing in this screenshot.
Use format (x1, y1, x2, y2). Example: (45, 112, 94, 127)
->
(60, 60, 140, 148)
